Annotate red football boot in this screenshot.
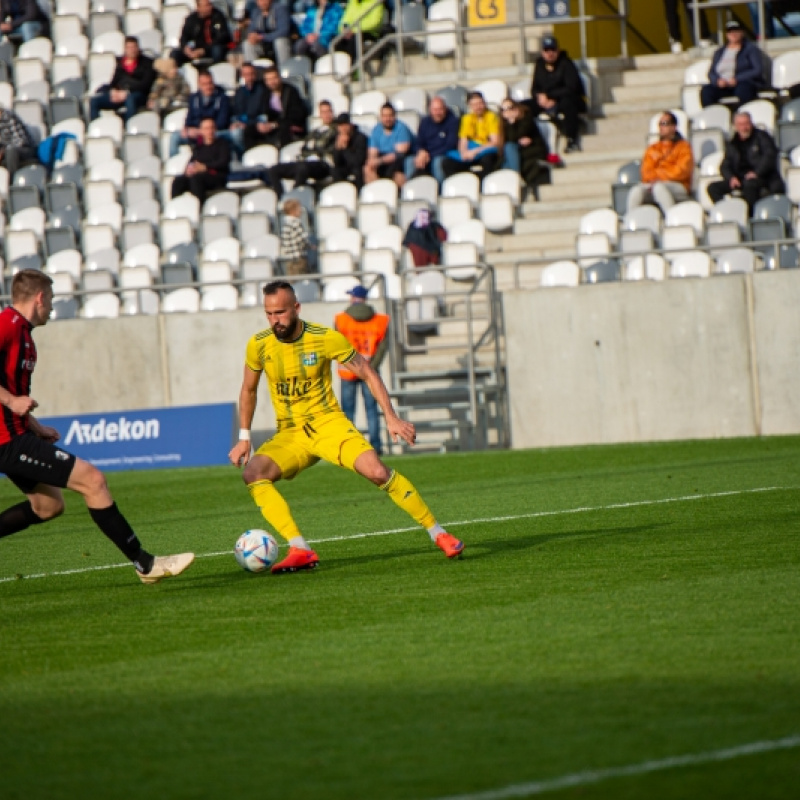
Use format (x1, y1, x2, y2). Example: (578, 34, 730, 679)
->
(435, 533, 464, 559)
(271, 547, 320, 574)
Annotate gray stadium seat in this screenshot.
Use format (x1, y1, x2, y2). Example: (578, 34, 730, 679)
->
(611, 161, 641, 215)
(584, 259, 621, 284)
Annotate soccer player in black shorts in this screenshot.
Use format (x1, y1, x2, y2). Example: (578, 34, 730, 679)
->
(0, 270, 195, 584)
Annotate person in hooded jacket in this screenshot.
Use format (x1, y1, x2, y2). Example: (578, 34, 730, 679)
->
(335, 285, 390, 455)
(402, 208, 447, 268)
(528, 35, 586, 154)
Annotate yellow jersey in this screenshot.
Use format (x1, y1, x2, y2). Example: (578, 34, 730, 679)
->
(245, 321, 357, 430)
(458, 111, 500, 145)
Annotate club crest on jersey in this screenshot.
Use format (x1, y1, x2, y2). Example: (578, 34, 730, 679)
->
(302, 353, 318, 366)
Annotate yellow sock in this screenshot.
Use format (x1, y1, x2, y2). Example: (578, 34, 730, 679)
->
(379, 470, 436, 529)
(247, 480, 301, 543)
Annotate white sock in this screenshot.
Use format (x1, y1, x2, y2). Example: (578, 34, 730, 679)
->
(426, 523, 446, 542)
(288, 536, 310, 550)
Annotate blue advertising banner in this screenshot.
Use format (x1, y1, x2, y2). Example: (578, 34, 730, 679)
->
(534, 0, 570, 20)
(37, 403, 237, 472)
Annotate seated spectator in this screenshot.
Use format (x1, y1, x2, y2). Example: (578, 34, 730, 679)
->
(0, 105, 36, 176)
(700, 20, 764, 108)
(529, 35, 586, 154)
(147, 57, 191, 116)
(402, 208, 447, 268)
(499, 99, 548, 193)
(627, 110, 694, 215)
(245, 66, 308, 150)
(171, 118, 231, 203)
(90, 36, 155, 123)
(335, 0, 384, 67)
(441, 91, 501, 180)
(331, 112, 367, 188)
(229, 62, 266, 156)
(243, 0, 291, 69)
(279, 198, 313, 275)
(0, 0, 48, 43)
(169, 70, 232, 157)
(707, 110, 785, 214)
(295, 0, 344, 62)
(171, 0, 232, 67)
(405, 96, 459, 186)
(267, 100, 337, 199)
(364, 102, 413, 188)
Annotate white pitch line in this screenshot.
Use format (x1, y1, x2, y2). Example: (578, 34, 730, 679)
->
(0, 485, 790, 585)
(424, 734, 800, 800)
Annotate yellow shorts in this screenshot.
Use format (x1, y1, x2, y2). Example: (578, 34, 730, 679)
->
(255, 413, 374, 480)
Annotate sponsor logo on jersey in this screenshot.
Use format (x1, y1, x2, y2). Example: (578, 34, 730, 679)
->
(64, 417, 161, 445)
(275, 376, 312, 398)
(302, 353, 318, 366)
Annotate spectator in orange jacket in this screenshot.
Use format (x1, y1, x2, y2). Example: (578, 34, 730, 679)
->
(626, 111, 694, 216)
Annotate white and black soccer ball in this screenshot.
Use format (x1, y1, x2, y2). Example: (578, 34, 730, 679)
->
(234, 529, 279, 573)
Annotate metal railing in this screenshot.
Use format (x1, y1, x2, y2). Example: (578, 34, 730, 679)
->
(688, 0, 768, 46)
(506, 236, 800, 289)
(327, 0, 630, 92)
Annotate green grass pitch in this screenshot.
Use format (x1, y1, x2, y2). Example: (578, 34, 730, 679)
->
(1, 436, 799, 800)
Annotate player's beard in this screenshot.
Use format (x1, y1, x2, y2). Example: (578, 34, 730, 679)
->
(273, 318, 301, 342)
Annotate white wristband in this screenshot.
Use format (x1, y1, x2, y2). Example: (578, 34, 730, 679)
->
(239, 429, 251, 441)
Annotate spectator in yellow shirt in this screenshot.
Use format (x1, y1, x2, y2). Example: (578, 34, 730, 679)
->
(626, 111, 694, 215)
(441, 91, 502, 179)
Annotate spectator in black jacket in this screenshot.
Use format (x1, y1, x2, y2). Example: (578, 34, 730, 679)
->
(529, 35, 586, 154)
(707, 111, 785, 214)
(171, 118, 231, 202)
(169, 70, 232, 156)
(0, 0, 47, 42)
(171, 0, 231, 67)
(89, 37, 155, 122)
(331, 112, 367, 188)
(229, 62, 266, 156)
(245, 66, 308, 150)
(267, 100, 337, 199)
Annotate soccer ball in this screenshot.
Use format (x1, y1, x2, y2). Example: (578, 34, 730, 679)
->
(234, 529, 279, 573)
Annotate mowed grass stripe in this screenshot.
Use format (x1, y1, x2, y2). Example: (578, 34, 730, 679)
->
(0, 484, 789, 585)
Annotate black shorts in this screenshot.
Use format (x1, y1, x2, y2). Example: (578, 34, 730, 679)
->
(0, 432, 77, 494)
(377, 158, 405, 179)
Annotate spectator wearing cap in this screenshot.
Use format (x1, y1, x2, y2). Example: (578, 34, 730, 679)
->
(405, 96, 460, 186)
(627, 110, 694, 215)
(89, 36, 155, 122)
(529, 35, 586, 154)
(332, 112, 368, 189)
(334, 285, 390, 456)
(700, 20, 765, 108)
(171, 0, 232, 67)
(267, 100, 338, 199)
(365, 103, 414, 188)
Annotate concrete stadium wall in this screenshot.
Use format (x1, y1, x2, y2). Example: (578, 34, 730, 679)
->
(504, 270, 800, 449)
(33, 302, 340, 436)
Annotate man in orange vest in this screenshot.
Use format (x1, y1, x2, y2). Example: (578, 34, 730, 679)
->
(335, 285, 390, 455)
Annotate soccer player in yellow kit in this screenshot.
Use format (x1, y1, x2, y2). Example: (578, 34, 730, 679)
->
(228, 281, 464, 573)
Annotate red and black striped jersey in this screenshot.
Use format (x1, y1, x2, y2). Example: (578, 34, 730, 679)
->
(0, 306, 35, 444)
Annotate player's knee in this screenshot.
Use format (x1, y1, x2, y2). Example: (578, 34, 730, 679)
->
(243, 456, 280, 485)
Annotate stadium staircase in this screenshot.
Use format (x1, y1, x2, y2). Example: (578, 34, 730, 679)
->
(367, 28, 800, 454)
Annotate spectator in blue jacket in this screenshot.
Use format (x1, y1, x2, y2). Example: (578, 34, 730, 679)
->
(169, 70, 232, 157)
(404, 96, 459, 186)
(701, 20, 765, 108)
(295, 0, 343, 62)
(243, 0, 291, 69)
(229, 62, 266, 156)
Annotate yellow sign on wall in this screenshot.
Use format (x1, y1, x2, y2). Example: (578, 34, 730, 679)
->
(468, 0, 507, 27)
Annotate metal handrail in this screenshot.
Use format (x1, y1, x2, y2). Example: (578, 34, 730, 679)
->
(327, 0, 630, 92)
(688, 0, 767, 46)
